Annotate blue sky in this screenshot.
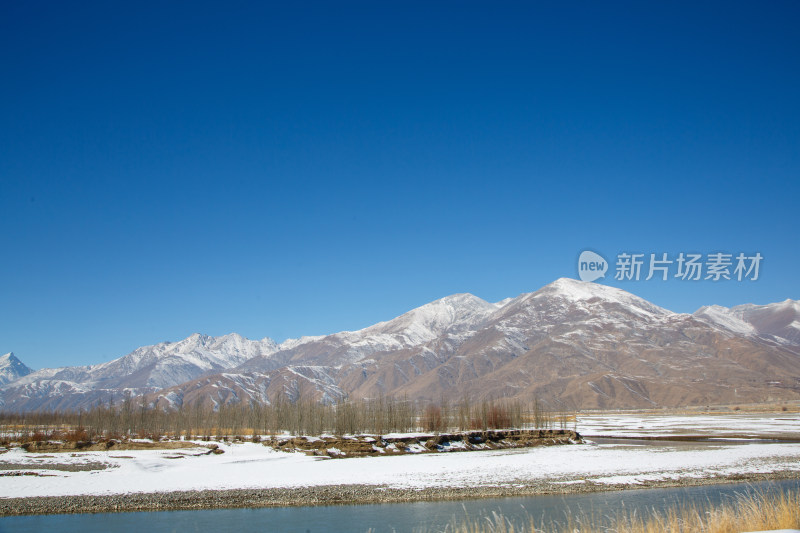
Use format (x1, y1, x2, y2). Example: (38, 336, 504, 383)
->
(2, 2, 798, 369)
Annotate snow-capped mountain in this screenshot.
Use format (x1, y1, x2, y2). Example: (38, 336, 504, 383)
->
(3, 279, 800, 411)
(0, 333, 281, 410)
(0, 353, 32, 386)
(729, 299, 800, 345)
(694, 299, 800, 346)
(238, 292, 505, 374)
(153, 293, 508, 410)
(156, 279, 800, 410)
(85, 333, 279, 389)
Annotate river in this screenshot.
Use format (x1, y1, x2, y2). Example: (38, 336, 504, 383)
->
(2, 479, 798, 533)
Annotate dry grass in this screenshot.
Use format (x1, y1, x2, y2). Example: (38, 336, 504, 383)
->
(433, 487, 800, 533)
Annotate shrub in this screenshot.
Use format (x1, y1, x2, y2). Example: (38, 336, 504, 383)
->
(423, 404, 444, 432)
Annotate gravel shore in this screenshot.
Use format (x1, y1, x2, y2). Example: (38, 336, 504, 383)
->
(2, 471, 799, 516)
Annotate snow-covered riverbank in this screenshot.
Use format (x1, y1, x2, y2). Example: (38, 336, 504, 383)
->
(577, 412, 800, 439)
(1, 412, 798, 509)
(1, 436, 799, 499)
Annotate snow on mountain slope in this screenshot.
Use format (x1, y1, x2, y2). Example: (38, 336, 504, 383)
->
(0, 352, 32, 386)
(3, 280, 800, 411)
(239, 293, 504, 373)
(275, 336, 326, 351)
(151, 364, 347, 410)
(530, 277, 672, 319)
(362, 293, 501, 343)
(694, 299, 800, 346)
(731, 299, 800, 345)
(342, 279, 800, 408)
(484, 278, 674, 348)
(0, 334, 282, 410)
(88, 333, 279, 388)
(693, 305, 757, 336)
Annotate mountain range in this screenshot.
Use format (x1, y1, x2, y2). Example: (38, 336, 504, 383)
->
(2, 278, 799, 411)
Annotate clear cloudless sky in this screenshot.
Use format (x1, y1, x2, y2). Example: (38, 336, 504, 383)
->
(1, 1, 799, 369)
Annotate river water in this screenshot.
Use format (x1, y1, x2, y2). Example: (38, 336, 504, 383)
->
(2, 479, 798, 533)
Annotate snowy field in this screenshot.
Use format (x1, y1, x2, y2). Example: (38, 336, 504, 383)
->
(2, 414, 800, 499)
(576, 412, 800, 438)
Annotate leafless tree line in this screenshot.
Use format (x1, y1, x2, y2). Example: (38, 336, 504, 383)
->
(0, 395, 570, 443)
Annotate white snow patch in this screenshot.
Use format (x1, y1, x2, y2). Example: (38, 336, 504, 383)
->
(3, 435, 800, 498)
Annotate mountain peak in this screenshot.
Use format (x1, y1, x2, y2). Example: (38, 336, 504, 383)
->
(547, 277, 606, 295)
(528, 278, 672, 319)
(360, 292, 497, 344)
(436, 291, 477, 300)
(402, 292, 494, 320)
(1, 352, 23, 366)
(543, 277, 638, 302)
(428, 292, 491, 309)
(0, 352, 33, 386)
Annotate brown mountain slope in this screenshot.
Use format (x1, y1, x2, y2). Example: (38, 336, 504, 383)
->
(5, 279, 799, 411)
(155, 279, 800, 409)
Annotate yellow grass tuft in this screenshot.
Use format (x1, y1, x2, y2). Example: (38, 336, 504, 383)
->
(431, 487, 800, 533)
